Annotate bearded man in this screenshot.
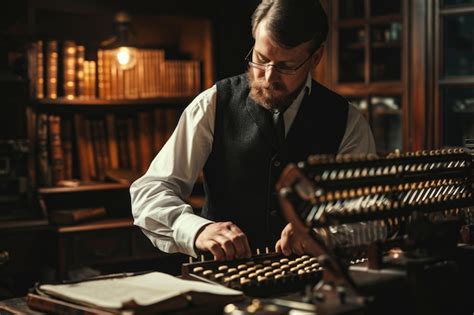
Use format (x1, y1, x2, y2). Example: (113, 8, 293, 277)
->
(131, 0, 375, 261)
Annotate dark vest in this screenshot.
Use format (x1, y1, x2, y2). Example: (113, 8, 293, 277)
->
(202, 74, 348, 249)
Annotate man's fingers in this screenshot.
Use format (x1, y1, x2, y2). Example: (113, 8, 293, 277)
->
(206, 240, 225, 261)
(280, 233, 292, 256)
(214, 235, 236, 260)
(275, 239, 282, 253)
(229, 225, 252, 258)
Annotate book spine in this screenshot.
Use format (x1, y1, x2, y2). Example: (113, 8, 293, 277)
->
(49, 115, 65, 185)
(63, 40, 76, 100)
(37, 113, 51, 187)
(46, 40, 58, 99)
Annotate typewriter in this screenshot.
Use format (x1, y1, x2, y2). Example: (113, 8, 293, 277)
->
(184, 149, 474, 315)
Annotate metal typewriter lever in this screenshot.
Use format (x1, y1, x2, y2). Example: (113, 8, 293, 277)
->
(276, 163, 365, 305)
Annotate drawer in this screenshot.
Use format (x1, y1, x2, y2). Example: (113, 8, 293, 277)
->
(67, 228, 132, 267)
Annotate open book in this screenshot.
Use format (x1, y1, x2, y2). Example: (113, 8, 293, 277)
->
(28, 272, 243, 314)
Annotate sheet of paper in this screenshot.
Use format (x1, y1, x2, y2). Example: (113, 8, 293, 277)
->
(40, 272, 241, 309)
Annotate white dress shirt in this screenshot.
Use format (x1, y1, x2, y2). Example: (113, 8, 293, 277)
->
(130, 75, 376, 257)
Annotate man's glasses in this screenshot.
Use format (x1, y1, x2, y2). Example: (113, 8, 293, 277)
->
(244, 47, 314, 75)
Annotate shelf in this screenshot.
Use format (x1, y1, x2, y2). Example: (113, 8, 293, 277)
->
(57, 217, 133, 233)
(34, 96, 195, 107)
(371, 41, 401, 48)
(38, 182, 130, 194)
(0, 219, 50, 231)
(345, 43, 365, 50)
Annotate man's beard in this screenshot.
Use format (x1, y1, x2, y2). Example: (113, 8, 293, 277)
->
(248, 70, 303, 112)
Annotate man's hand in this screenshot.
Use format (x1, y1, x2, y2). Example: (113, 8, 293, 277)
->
(275, 223, 307, 256)
(195, 222, 252, 261)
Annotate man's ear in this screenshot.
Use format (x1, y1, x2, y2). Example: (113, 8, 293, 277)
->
(311, 45, 325, 67)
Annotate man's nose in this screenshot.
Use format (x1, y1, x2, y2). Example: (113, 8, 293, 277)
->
(264, 65, 280, 83)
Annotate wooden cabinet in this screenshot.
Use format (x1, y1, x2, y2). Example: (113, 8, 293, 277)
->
(432, 0, 474, 147)
(320, 0, 474, 152)
(322, 0, 409, 154)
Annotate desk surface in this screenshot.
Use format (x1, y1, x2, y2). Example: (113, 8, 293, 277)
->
(0, 297, 44, 314)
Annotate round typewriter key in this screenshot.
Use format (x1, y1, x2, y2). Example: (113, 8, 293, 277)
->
(274, 274, 283, 280)
(215, 273, 225, 280)
(245, 261, 255, 267)
(239, 270, 249, 276)
(290, 267, 299, 273)
(263, 260, 272, 265)
(273, 268, 282, 274)
(255, 269, 264, 275)
(192, 267, 204, 273)
(230, 274, 240, 281)
(237, 264, 246, 270)
(263, 266, 272, 272)
(264, 271, 273, 277)
(280, 258, 289, 264)
(227, 268, 237, 274)
(302, 255, 310, 260)
(223, 277, 231, 283)
(288, 260, 297, 266)
(218, 265, 229, 272)
(247, 266, 256, 272)
(257, 275, 268, 283)
(240, 278, 251, 285)
(271, 262, 280, 268)
(202, 270, 213, 277)
(254, 264, 263, 269)
(311, 263, 319, 269)
(281, 265, 290, 271)
(248, 272, 257, 279)
(309, 257, 318, 263)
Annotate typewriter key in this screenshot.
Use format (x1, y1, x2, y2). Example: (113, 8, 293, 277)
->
(193, 267, 204, 273)
(202, 270, 213, 277)
(218, 265, 229, 272)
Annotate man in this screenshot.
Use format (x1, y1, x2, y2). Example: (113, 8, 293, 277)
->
(130, 0, 375, 261)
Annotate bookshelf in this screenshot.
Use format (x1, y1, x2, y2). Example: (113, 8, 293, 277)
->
(19, 1, 213, 282)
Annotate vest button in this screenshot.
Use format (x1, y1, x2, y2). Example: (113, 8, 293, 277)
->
(269, 209, 277, 216)
(273, 160, 281, 167)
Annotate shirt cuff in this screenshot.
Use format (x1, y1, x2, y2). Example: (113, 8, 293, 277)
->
(173, 212, 214, 257)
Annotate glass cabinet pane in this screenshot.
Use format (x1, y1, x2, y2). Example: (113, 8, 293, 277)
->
(442, 87, 474, 146)
(370, 23, 402, 81)
(442, 0, 474, 6)
(370, 95, 402, 152)
(339, 27, 365, 82)
(339, 0, 364, 20)
(370, 0, 401, 16)
(443, 14, 474, 76)
(371, 48, 401, 81)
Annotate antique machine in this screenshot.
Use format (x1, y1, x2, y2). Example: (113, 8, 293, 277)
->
(182, 149, 473, 314)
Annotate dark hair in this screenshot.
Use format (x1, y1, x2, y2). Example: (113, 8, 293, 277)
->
(251, 0, 328, 52)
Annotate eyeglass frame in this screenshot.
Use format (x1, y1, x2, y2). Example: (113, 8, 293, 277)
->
(244, 46, 315, 75)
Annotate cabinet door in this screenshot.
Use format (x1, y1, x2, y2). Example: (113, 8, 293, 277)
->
(435, 1, 474, 146)
(332, 0, 407, 154)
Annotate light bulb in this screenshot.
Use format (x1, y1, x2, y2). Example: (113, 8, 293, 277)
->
(115, 46, 137, 69)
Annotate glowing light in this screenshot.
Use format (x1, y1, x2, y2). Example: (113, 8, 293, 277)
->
(115, 47, 137, 69)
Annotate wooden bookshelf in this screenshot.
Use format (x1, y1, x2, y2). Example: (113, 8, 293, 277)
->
(38, 182, 129, 194)
(57, 217, 132, 233)
(35, 96, 194, 106)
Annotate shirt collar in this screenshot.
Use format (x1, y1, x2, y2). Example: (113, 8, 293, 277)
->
(286, 73, 313, 114)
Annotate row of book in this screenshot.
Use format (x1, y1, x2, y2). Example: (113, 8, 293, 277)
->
(28, 40, 202, 101)
(98, 49, 202, 99)
(36, 108, 180, 187)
